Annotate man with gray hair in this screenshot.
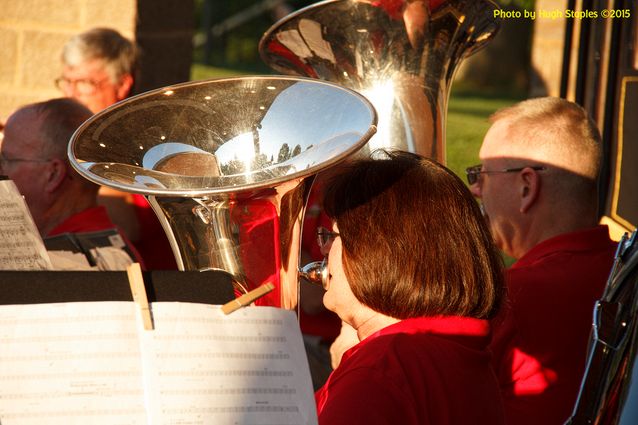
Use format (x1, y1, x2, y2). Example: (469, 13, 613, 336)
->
(467, 96, 617, 424)
(56, 27, 137, 113)
(55, 28, 175, 269)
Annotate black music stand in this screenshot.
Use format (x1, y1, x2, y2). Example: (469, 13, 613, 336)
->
(0, 270, 235, 305)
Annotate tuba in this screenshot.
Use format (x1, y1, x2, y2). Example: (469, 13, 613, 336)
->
(261, 0, 500, 286)
(259, 0, 500, 163)
(68, 76, 377, 309)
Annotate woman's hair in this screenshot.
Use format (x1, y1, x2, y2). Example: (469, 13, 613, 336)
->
(323, 150, 504, 320)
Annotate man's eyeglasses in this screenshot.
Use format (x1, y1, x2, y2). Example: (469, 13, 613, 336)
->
(0, 153, 50, 172)
(55, 76, 110, 95)
(465, 164, 547, 186)
(317, 227, 340, 253)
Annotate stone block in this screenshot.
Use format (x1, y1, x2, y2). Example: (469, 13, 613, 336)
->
(0, 90, 49, 125)
(21, 31, 70, 90)
(3, 0, 82, 26)
(0, 30, 19, 86)
(84, 0, 136, 35)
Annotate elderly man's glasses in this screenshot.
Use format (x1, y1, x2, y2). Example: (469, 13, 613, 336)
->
(0, 153, 50, 172)
(317, 227, 340, 253)
(55, 76, 110, 95)
(465, 164, 547, 186)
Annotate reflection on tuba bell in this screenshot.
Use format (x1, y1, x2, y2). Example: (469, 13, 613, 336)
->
(68, 76, 377, 309)
(259, 0, 500, 163)
(260, 0, 500, 285)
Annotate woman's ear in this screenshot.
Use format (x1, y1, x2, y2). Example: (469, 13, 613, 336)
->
(43, 158, 68, 193)
(519, 167, 540, 213)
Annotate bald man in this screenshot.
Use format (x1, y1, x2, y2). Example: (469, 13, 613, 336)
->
(1, 99, 141, 266)
(1, 98, 101, 236)
(467, 97, 617, 425)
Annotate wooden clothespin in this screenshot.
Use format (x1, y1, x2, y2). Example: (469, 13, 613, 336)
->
(222, 282, 275, 315)
(126, 262, 153, 330)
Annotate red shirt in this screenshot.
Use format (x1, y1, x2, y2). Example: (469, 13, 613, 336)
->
(130, 195, 177, 270)
(48, 206, 118, 235)
(316, 316, 505, 425)
(490, 225, 617, 425)
(48, 205, 144, 265)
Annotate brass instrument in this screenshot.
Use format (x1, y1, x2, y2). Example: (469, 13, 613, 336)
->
(566, 230, 638, 424)
(260, 0, 500, 285)
(259, 0, 500, 163)
(68, 76, 377, 309)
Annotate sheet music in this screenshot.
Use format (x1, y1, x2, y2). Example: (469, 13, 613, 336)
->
(0, 180, 52, 270)
(0, 303, 146, 424)
(0, 302, 317, 425)
(141, 304, 317, 425)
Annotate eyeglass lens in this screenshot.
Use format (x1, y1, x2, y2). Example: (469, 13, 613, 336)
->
(317, 227, 339, 251)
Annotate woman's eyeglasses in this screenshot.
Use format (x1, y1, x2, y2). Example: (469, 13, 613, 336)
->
(317, 227, 340, 253)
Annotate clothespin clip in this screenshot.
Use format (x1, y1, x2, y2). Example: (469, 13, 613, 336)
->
(126, 262, 153, 330)
(222, 282, 275, 315)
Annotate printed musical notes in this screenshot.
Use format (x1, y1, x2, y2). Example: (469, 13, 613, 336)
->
(0, 302, 317, 425)
(0, 303, 145, 424)
(0, 181, 52, 270)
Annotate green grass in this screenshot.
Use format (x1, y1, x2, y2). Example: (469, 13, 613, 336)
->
(190, 63, 525, 181)
(190, 63, 252, 81)
(445, 93, 523, 181)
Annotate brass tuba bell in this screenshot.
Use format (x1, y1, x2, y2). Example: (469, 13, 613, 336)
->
(68, 76, 377, 309)
(259, 0, 500, 163)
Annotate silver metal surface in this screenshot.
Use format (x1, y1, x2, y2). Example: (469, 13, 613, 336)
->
(566, 230, 638, 425)
(298, 260, 329, 289)
(68, 76, 377, 308)
(259, 0, 500, 162)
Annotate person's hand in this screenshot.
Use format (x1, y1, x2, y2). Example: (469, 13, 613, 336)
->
(330, 321, 359, 369)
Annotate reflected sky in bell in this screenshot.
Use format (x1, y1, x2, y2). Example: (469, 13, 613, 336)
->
(215, 82, 374, 166)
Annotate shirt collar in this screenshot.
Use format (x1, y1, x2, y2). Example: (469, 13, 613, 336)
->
(368, 315, 490, 340)
(513, 225, 612, 269)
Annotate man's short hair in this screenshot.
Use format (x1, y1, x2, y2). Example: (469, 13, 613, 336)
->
(26, 98, 93, 160)
(488, 97, 603, 207)
(489, 96, 602, 180)
(61, 27, 138, 83)
(323, 150, 505, 320)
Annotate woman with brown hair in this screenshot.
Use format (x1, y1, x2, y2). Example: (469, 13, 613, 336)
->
(313, 150, 505, 425)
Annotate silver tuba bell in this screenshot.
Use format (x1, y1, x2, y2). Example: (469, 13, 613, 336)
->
(259, 0, 500, 163)
(68, 76, 377, 309)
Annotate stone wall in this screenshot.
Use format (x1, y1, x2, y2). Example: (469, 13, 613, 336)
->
(0, 0, 193, 123)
